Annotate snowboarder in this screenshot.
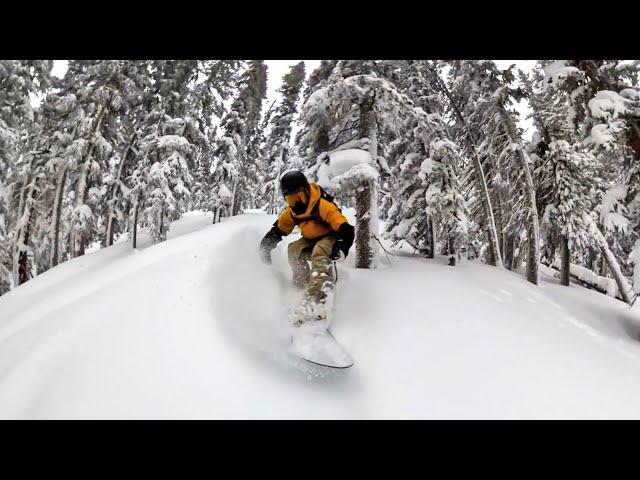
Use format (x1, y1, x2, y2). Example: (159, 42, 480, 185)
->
(259, 170, 355, 325)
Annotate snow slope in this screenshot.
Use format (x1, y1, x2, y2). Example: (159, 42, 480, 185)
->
(2, 211, 640, 419)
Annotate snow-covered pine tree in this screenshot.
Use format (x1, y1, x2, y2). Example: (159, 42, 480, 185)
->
(37, 87, 85, 268)
(236, 61, 268, 214)
(262, 62, 306, 213)
(526, 62, 596, 286)
(444, 60, 540, 283)
(576, 61, 639, 300)
(300, 60, 465, 268)
(382, 61, 468, 264)
(210, 109, 242, 222)
(435, 61, 503, 268)
(537, 60, 639, 301)
(0, 60, 52, 292)
(132, 118, 201, 243)
(211, 61, 267, 219)
(102, 61, 156, 248)
(46, 60, 148, 258)
(186, 61, 242, 218)
(125, 60, 213, 246)
(293, 60, 338, 166)
(536, 141, 593, 283)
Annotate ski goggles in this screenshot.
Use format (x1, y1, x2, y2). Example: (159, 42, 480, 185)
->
(285, 190, 308, 207)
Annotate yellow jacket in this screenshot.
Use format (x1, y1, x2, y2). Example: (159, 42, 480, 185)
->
(277, 183, 347, 239)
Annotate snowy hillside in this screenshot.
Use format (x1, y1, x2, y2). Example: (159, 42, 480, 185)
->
(2, 212, 640, 419)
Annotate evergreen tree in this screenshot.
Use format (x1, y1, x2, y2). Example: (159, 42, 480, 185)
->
(262, 62, 306, 213)
(211, 60, 267, 219)
(383, 61, 468, 264)
(298, 60, 462, 268)
(0, 60, 52, 293)
(444, 60, 540, 283)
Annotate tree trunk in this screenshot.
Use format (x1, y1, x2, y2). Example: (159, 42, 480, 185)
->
(270, 143, 286, 214)
(432, 69, 502, 267)
(546, 261, 617, 298)
(487, 233, 496, 266)
(504, 235, 514, 270)
(355, 184, 372, 269)
(106, 134, 136, 247)
(448, 232, 456, 266)
(73, 106, 107, 258)
(131, 193, 140, 249)
(17, 193, 34, 285)
(548, 241, 558, 270)
(426, 216, 435, 259)
(315, 121, 330, 155)
(353, 93, 379, 269)
(18, 222, 31, 285)
(560, 236, 570, 286)
(66, 229, 73, 262)
(16, 156, 33, 230)
(366, 102, 379, 268)
(496, 191, 506, 257)
(16, 178, 37, 285)
(600, 244, 632, 304)
(431, 217, 437, 259)
(600, 254, 608, 277)
(583, 213, 632, 304)
(159, 205, 164, 242)
(514, 238, 526, 272)
(50, 125, 78, 267)
(13, 157, 32, 285)
(526, 223, 540, 285)
(509, 237, 518, 271)
(498, 107, 540, 285)
(50, 165, 68, 268)
(230, 177, 238, 216)
(588, 246, 598, 272)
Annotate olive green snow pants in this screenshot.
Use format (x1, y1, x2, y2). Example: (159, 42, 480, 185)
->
(288, 235, 336, 302)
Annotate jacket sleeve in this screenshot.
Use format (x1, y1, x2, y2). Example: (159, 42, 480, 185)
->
(318, 199, 348, 232)
(276, 207, 296, 235)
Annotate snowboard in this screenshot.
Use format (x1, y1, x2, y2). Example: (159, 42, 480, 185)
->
(290, 323, 354, 369)
(286, 263, 353, 368)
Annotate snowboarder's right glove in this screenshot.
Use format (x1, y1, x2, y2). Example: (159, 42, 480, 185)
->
(330, 222, 355, 260)
(259, 223, 283, 265)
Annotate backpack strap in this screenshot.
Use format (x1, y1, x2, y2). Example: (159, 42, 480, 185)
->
(311, 186, 341, 227)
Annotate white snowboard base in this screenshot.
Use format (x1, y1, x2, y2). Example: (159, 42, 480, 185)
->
(289, 322, 354, 369)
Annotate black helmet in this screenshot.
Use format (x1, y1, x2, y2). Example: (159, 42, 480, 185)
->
(280, 170, 309, 196)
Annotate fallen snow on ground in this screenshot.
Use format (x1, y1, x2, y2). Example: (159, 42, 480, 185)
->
(2, 211, 640, 419)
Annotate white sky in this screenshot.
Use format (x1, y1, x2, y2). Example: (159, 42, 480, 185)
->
(51, 59, 535, 139)
(265, 60, 320, 105)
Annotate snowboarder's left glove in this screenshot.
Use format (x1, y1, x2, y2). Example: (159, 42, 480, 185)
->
(330, 222, 354, 260)
(330, 239, 346, 261)
(259, 224, 283, 265)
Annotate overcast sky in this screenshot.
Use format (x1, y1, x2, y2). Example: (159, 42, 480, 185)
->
(51, 59, 536, 139)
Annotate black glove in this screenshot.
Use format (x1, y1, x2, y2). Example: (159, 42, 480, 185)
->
(330, 222, 354, 260)
(259, 224, 283, 265)
(330, 239, 346, 261)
